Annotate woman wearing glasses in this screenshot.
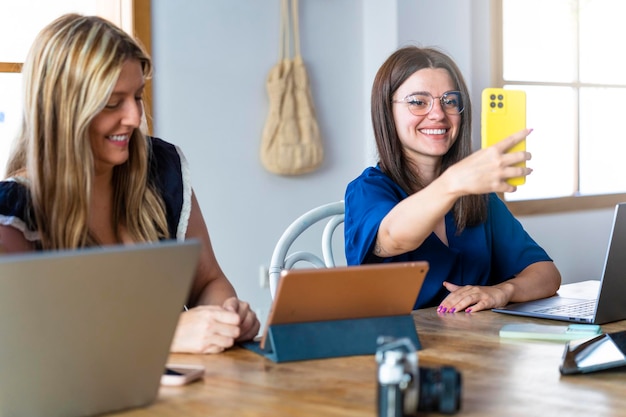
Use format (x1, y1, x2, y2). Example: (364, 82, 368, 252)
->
(344, 46, 561, 313)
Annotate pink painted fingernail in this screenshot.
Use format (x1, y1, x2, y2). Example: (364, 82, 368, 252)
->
(449, 308, 456, 313)
(465, 308, 472, 313)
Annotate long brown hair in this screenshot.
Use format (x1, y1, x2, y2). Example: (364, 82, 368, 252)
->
(371, 46, 486, 231)
(7, 13, 168, 249)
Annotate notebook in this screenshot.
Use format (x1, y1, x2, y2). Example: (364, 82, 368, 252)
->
(0, 240, 200, 417)
(260, 261, 429, 349)
(493, 202, 626, 324)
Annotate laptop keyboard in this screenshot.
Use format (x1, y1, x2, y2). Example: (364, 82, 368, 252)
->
(534, 300, 596, 317)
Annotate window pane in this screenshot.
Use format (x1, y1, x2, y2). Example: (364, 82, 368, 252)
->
(579, 0, 626, 84)
(0, 1, 130, 175)
(504, 85, 578, 201)
(579, 87, 626, 195)
(0, 1, 98, 62)
(0, 73, 22, 175)
(502, 0, 578, 83)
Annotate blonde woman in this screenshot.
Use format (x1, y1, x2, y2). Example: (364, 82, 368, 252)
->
(0, 14, 259, 353)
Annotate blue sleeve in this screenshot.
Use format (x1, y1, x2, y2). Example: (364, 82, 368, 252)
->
(344, 167, 408, 265)
(486, 193, 552, 282)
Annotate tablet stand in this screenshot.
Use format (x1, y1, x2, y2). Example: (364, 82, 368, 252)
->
(242, 314, 421, 363)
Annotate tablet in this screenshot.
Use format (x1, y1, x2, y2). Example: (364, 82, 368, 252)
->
(260, 262, 429, 349)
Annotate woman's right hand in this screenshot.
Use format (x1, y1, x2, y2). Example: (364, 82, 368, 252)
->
(170, 305, 242, 354)
(446, 128, 532, 195)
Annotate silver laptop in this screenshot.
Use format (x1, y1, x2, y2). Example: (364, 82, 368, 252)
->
(493, 202, 626, 325)
(0, 240, 200, 417)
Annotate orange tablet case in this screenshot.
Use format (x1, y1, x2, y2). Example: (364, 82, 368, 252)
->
(244, 262, 429, 362)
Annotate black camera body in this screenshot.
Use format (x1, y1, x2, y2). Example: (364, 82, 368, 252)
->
(376, 337, 462, 416)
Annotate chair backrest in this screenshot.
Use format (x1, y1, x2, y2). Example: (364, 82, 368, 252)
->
(268, 200, 345, 299)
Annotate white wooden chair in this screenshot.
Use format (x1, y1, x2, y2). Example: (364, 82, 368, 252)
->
(268, 200, 345, 299)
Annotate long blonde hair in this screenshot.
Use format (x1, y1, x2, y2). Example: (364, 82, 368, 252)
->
(7, 13, 169, 249)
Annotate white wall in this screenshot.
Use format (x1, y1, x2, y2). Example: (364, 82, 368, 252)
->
(151, 0, 614, 329)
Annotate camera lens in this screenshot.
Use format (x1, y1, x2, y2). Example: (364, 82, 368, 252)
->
(417, 366, 462, 414)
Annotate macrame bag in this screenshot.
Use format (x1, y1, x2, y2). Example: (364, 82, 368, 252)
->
(260, 0, 324, 176)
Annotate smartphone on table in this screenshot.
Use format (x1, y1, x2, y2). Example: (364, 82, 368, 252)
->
(481, 88, 527, 186)
(161, 364, 205, 386)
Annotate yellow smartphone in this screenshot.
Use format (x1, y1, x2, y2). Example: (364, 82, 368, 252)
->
(481, 88, 527, 186)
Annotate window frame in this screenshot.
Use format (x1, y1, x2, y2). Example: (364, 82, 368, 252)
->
(490, 0, 626, 216)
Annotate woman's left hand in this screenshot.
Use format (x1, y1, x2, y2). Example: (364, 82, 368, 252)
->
(222, 297, 261, 341)
(438, 281, 514, 313)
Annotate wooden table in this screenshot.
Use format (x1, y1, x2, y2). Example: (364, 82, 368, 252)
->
(114, 309, 626, 417)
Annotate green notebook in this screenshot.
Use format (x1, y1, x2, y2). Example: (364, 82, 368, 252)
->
(499, 323, 602, 342)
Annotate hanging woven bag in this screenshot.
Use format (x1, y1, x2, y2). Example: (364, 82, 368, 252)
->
(260, 0, 324, 176)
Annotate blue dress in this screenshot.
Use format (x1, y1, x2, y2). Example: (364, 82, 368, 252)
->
(0, 137, 192, 247)
(344, 166, 553, 309)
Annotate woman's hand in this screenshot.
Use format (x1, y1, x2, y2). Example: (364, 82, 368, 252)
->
(445, 128, 532, 196)
(170, 298, 261, 354)
(222, 297, 261, 342)
(170, 305, 243, 354)
(438, 282, 514, 313)
(437, 262, 561, 314)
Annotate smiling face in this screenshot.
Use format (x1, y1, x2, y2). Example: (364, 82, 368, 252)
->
(88, 59, 145, 175)
(392, 67, 461, 171)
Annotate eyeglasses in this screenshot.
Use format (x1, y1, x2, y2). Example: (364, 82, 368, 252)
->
(392, 91, 465, 116)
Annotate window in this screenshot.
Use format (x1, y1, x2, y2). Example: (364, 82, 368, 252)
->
(0, 0, 151, 174)
(494, 0, 626, 215)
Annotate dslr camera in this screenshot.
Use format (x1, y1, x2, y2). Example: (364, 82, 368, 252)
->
(376, 336, 462, 416)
